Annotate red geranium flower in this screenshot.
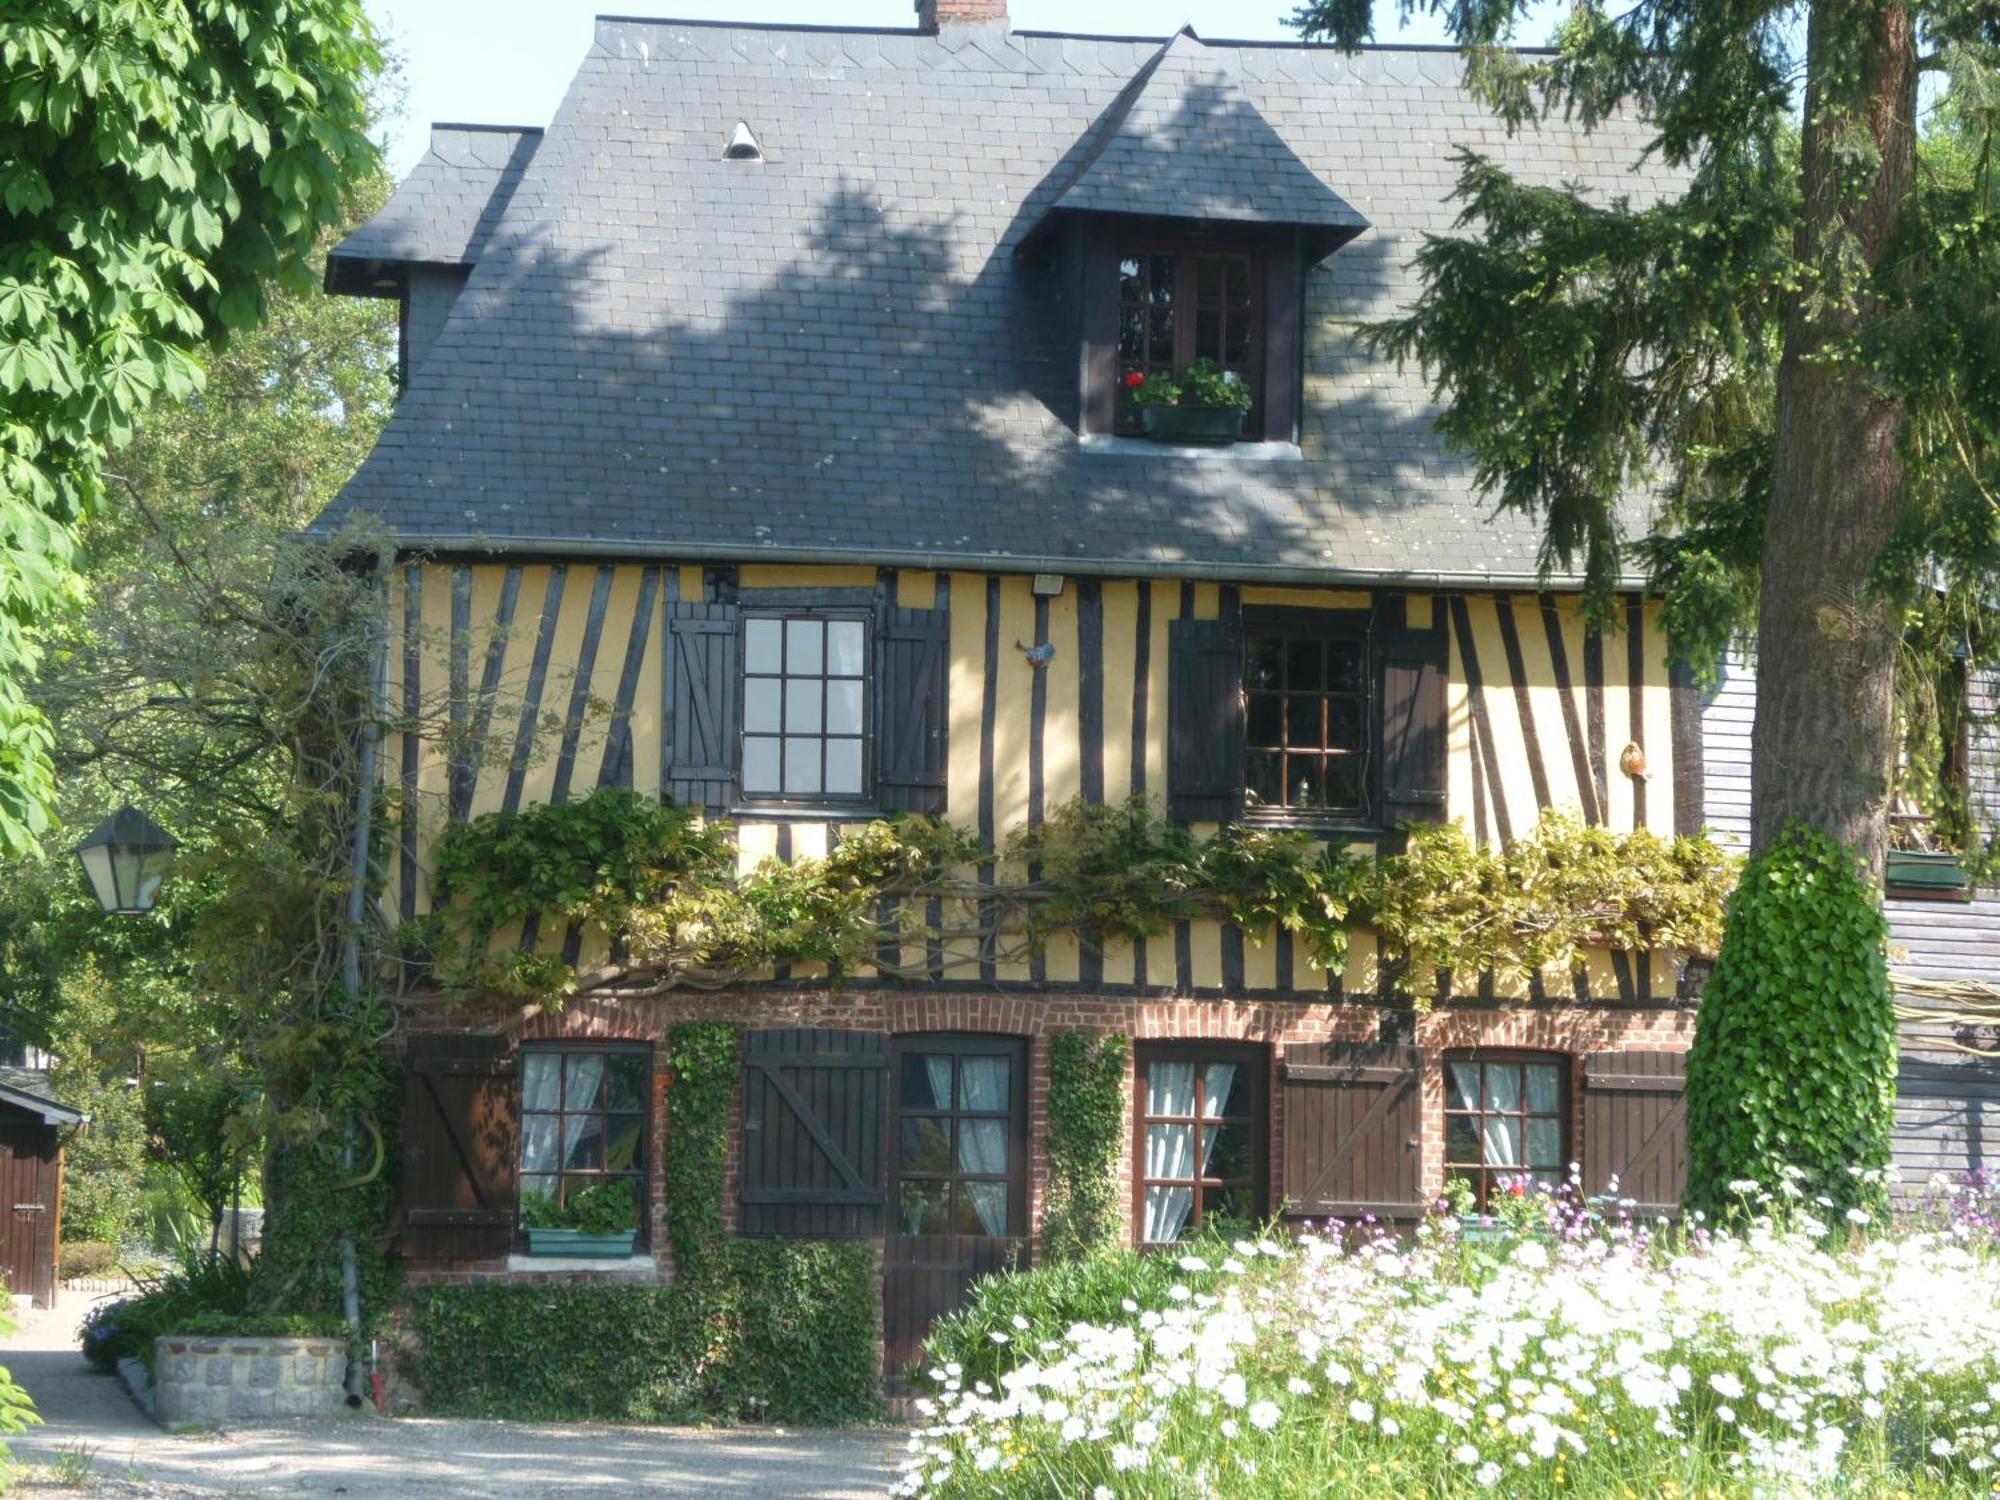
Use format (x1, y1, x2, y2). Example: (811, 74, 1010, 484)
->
(1123, 370, 1145, 388)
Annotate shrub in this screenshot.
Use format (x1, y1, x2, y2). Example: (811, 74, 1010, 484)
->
(1685, 823, 1896, 1219)
(58, 1241, 118, 1282)
(1040, 1033, 1128, 1265)
(78, 1250, 258, 1374)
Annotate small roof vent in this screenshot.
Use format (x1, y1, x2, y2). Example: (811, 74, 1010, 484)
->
(724, 122, 763, 162)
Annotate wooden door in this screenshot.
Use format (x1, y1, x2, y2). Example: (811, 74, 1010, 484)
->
(1580, 1050, 1688, 1217)
(1279, 1042, 1424, 1221)
(0, 1123, 57, 1307)
(882, 1035, 1029, 1381)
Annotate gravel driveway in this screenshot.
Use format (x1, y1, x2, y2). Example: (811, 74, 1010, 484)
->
(0, 1297, 898, 1498)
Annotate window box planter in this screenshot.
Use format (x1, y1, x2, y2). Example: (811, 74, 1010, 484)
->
(1141, 404, 1245, 446)
(1453, 1214, 1512, 1245)
(525, 1227, 639, 1258)
(1885, 849, 1970, 893)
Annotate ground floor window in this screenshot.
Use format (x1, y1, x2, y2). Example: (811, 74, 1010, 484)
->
(519, 1044, 649, 1238)
(891, 1035, 1026, 1238)
(1444, 1051, 1567, 1207)
(1134, 1042, 1268, 1243)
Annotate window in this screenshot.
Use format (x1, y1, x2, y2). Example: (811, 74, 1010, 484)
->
(892, 1037, 1025, 1239)
(520, 1045, 649, 1237)
(1134, 1043, 1267, 1243)
(741, 613, 868, 802)
(1113, 240, 1262, 437)
(1444, 1052, 1567, 1208)
(1243, 621, 1370, 819)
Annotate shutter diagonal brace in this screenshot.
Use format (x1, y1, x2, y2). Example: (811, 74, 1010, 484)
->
(1289, 1066, 1414, 1212)
(407, 1067, 512, 1227)
(754, 1059, 882, 1199)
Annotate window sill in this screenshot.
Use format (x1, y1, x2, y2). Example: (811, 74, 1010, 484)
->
(506, 1252, 658, 1275)
(730, 804, 887, 824)
(1078, 434, 1304, 464)
(1239, 812, 1387, 838)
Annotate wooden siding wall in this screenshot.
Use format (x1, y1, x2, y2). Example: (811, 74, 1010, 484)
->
(386, 563, 1686, 1001)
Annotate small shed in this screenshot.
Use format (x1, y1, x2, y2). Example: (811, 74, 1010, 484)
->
(0, 1083, 79, 1309)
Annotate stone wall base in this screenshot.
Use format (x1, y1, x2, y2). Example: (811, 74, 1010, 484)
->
(152, 1336, 349, 1426)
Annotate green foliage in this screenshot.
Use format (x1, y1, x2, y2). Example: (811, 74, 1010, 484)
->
(407, 1239, 879, 1425)
(47, 963, 146, 1246)
(1128, 357, 1255, 412)
(664, 1022, 735, 1285)
(59, 1241, 118, 1282)
(0, 0, 384, 848)
(520, 1179, 636, 1234)
(145, 1072, 256, 1232)
(1040, 1032, 1128, 1265)
(79, 1248, 261, 1374)
(1685, 825, 1897, 1220)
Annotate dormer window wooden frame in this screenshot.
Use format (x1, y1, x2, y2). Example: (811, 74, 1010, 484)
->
(1081, 220, 1302, 444)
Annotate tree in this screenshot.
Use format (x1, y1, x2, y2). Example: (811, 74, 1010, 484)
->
(0, 0, 382, 853)
(1291, 0, 2000, 1203)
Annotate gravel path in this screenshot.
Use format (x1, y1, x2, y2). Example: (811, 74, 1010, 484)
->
(0, 1297, 899, 1498)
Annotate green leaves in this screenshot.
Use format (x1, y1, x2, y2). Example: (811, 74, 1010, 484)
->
(1042, 1032, 1128, 1265)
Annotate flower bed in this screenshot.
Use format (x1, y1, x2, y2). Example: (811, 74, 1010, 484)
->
(900, 1181, 2000, 1497)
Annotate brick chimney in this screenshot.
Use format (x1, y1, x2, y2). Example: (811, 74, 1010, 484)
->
(916, 0, 1007, 30)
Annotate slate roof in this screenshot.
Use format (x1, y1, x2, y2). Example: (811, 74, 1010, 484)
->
(326, 123, 542, 286)
(315, 18, 1684, 587)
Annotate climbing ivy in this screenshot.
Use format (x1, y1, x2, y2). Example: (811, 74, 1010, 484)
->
(664, 1021, 735, 1286)
(414, 791, 1735, 1011)
(1041, 1032, 1129, 1264)
(1684, 824, 1897, 1221)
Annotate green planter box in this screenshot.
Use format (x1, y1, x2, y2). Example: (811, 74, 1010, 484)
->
(1886, 849, 1969, 892)
(525, 1227, 639, 1258)
(1141, 404, 1245, 445)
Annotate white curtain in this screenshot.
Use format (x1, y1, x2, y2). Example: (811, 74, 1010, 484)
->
(1447, 1061, 1480, 1114)
(962, 1182, 1007, 1237)
(565, 1052, 605, 1111)
(522, 1116, 559, 1173)
(960, 1057, 1009, 1111)
(1198, 1064, 1238, 1177)
(957, 1119, 1008, 1235)
(523, 1053, 562, 1111)
(1148, 1062, 1195, 1118)
(924, 1057, 953, 1113)
(1145, 1064, 1199, 1242)
(1481, 1066, 1521, 1167)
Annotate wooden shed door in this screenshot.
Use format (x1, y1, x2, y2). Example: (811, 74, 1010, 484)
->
(0, 1122, 57, 1308)
(1280, 1043, 1424, 1221)
(1580, 1050, 1688, 1216)
(882, 1035, 1028, 1380)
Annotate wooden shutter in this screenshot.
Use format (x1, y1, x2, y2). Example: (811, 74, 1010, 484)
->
(1580, 1050, 1687, 1216)
(399, 1034, 517, 1268)
(740, 1028, 890, 1238)
(875, 604, 949, 813)
(1280, 1042, 1422, 1219)
(1380, 621, 1448, 827)
(1167, 613, 1244, 822)
(664, 601, 739, 816)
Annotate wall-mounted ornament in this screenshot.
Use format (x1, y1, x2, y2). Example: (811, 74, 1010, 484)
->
(1619, 742, 1652, 781)
(1018, 640, 1055, 669)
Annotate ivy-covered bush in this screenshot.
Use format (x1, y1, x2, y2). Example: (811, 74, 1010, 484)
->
(1040, 1032, 1128, 1264)
(1684, 824, 1896, 1219)
(664, 1021, 735, 1285)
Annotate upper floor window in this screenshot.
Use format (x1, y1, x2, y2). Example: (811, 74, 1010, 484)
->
(1244, 625, 1369, 818)
(1114, 244, 1261, 437)
(740, 613, 869, 803)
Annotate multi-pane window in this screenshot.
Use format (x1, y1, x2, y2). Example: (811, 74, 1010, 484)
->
(1244, 628, 1369, 817)
(1114, 244, 1260, 435)
(1135, 1044, 1266, 1244)
(1444, 1053, 1567, 1208)
(741, 614, 867, 801)
(520, 1045, 649, 1235)
(893, 1039, 1021, 1238)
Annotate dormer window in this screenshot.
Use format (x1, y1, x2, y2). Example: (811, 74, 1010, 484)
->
(1115, 240, 1262, 437)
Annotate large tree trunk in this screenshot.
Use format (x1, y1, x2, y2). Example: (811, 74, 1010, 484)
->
(1750, 0, 1919, 872)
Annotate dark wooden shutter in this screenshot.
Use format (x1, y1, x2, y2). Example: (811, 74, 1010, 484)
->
(740, 1028, 889, 1238)
(1580, 1050, 1687, 1216)
(1280, 1042, 1422, 1219)
(1167, 613, 1244, 822)
(875, 604, 949, 813)
(1380, 622, 1448, 827)
(664, 601, 739, 816)
(399, 1034, 517, 1268)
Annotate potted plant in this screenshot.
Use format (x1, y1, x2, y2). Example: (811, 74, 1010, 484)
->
(1886, 814, 1971, 893)
(1127, 358, 1253, 445)
(521, 1179, 639, 1257)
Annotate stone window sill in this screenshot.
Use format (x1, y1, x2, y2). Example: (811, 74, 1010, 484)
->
(506, 1253, 658, 1274)
(1077, 435, 1304, 464)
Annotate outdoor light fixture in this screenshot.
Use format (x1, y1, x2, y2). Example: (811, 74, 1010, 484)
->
(73, 804, 177, 916)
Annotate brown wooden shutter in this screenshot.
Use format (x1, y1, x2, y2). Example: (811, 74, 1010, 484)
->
(664, 601, 739, 816)
(1580, 1050, 1687, 1216)
(1280, 1042, 1422, 1220)
(1167, 613, 1244, 822)
(1380, 619, 1448, 827)
(875, 604, 949, 813)
(399, 1034, 517, 1268)
(740, 1027, 889, 1238)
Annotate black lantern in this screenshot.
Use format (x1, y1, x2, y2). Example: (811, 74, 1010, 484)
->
(74, 805, 177, 915)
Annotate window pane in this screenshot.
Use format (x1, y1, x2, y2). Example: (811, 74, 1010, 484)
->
(1149, 253, 1175, 303)
(825, 738, 864, 795)
(1285, 639, 1322, 690)
(1525, 1064, 1561, 1114)
(826, 678, 864, 735)
(783, 737, 822, 794)
(902, 1054, 951, 1111)
(1327, 645, 1364, 692)
(1484, 1066, 1522, 1112)
(521, 1173, 557, 1209)
(607, 1052, 649, 1111)
(1203, 1122, 1251, 1181)
(1204, 1063, 1249, 1118)
(1118, 312, 1144, 362)
(785, 618, 823, 674)
(605, 1115, 644, 1171)
(1148, 307, 1173, 363)
(1146, 1061, 1196, 1116)
(1287, 698, 1324, 749)
(522, 1115, 560, 1173)
(1146, 1123, 1195, 1181)
(785, 677, 823, 734)
(1285, 756, 1323, 808)
(1225, 312, 1251, 366)
(1482, 1116, 1521, 1168)
(826, 621, 865, 676)
(1225, 258, 1251, 307)
(1119, 256, 1144, 302)
(1526, 1118, 1562, 1170)
(1143, 1185, 1194, 1243)
(957, 1118, 1008, 1175)
(1327, 700, 1364, 752)
(1246, 751, 1280, 808)
(745, 618, 783, 674)
(1444, 1114, 1479, 1164)
(564, 1053, 605, 1110)
(523, 1052, 561, 1111)
(898, 1180, 950, 1236)
(1196, 256, 1221, 305)
(1246, 638, 1282, 689)
(899, 1117, 950, 1174)
(1203, 1184, 1253, 1226)
(1194, 308, 1220, 362)
(960, 1056, 1010, 1111)
(743, 736, 781, 793)
(563, 1115, 604, 1170)
(1324, 757, 1365, 811)
(1446, 1062, 1481, 1112)
(958, 1182, 1008, 1236)
(1246, 694, 1281, 748)
(744, 678, 781, 733)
